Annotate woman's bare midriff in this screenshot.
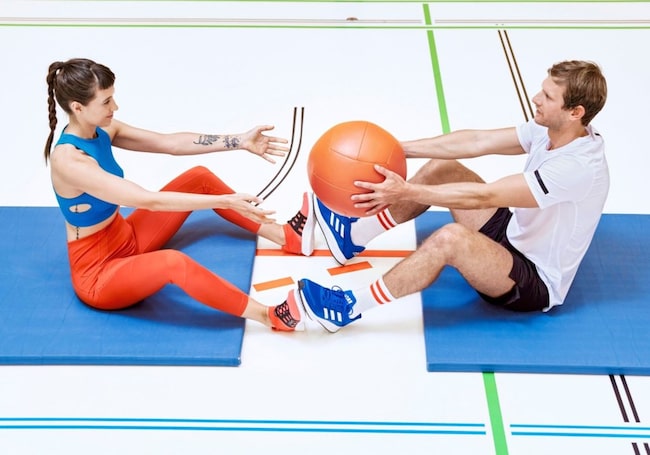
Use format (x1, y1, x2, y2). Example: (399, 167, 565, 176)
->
(65, 209, 119, 242)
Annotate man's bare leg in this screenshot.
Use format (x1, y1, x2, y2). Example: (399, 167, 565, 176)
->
(383, 222, 514, 299)
(389, 159, 497, 231)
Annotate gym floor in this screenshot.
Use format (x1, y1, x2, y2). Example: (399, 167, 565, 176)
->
(1, 1, 649, 454)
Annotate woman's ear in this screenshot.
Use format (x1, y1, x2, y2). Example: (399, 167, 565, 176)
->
(69, 100, 83, 114)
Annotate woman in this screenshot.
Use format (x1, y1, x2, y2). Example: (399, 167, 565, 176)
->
(45, 58, 313, 331)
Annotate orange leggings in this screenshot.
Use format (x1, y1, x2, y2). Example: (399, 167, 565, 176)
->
(67, 166, 261, 315)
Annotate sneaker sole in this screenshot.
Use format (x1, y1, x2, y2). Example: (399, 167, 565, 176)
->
(297, 281, 341, 333)
(312, 194, 350, 265)
(287, 289, 306, 332)
(301, 193, 315, 256)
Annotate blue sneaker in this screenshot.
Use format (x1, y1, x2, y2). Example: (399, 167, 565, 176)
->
(313, 194, 365, 265)
(297, 278, 361, 333)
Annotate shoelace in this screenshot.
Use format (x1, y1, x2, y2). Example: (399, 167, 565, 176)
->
(321, 286, 354, 316)
(275, 301, 299, 328)
(288, 209, 306, 236)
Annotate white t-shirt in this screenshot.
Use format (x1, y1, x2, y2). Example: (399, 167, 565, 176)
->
(507, 120, 609, 310)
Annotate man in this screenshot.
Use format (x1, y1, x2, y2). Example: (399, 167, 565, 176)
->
(296, 60, 608, 333)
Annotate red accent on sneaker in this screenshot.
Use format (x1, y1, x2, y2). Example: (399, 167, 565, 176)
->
(269, 290, 304, 331)
(282, 223, 301, 255)
(282, 192, 314, 256)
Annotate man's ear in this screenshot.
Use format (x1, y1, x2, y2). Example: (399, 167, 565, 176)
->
(570, 105, 586, 121)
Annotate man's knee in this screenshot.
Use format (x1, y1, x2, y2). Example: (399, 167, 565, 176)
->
(412, 159, 484, 186)
(421, 222, 470, 252)
(409, 159, 451, 184)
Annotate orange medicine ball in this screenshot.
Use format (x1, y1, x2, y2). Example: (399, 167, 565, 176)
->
(307, 121, 406, 217)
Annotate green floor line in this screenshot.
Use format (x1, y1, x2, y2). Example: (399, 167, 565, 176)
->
(423, 3, 509, 454)
(483, 373, 509, 455)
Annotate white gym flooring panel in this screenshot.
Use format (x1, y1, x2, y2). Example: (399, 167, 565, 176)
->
(1, 1, 649, 454)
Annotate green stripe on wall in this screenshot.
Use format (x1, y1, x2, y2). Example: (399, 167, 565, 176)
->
(422, 3, 450, 133)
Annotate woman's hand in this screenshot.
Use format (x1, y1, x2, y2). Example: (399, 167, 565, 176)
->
(241, 125, 289, 163)
(220, 193, 277, 224)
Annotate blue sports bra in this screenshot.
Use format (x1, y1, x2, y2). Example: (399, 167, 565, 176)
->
(54, 127, 124, 227)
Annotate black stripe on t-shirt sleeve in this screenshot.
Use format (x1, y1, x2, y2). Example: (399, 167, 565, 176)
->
(534, 169, 549, 194)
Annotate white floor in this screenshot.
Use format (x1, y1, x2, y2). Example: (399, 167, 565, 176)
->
(1, 2, 650, 454)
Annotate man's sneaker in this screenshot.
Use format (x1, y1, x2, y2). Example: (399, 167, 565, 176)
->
(269, 289, 305, 331)
(282, 192, 315, 256)
(297, 278, 361, 333)
(313, 195, 365, 265)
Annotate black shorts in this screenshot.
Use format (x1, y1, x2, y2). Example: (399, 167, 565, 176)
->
(476, 208, 550, 312)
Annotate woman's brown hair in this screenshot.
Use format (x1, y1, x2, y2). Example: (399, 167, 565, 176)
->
(45, 58, 115, 163)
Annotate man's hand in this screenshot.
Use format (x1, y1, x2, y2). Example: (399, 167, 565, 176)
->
(351, 164, 409, 216)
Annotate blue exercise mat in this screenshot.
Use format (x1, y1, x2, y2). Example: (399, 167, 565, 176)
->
(415, 211, 650, 375)
(0, 207, 254, 366)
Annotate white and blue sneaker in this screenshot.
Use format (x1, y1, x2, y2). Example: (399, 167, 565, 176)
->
(297, 278, 361, 333)
(313, 195, 365, 265)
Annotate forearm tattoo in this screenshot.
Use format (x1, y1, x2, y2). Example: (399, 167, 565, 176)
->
(194, 134, 241, 149)
(224, 135, 241, 149)
(193, 135, 221, 146)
